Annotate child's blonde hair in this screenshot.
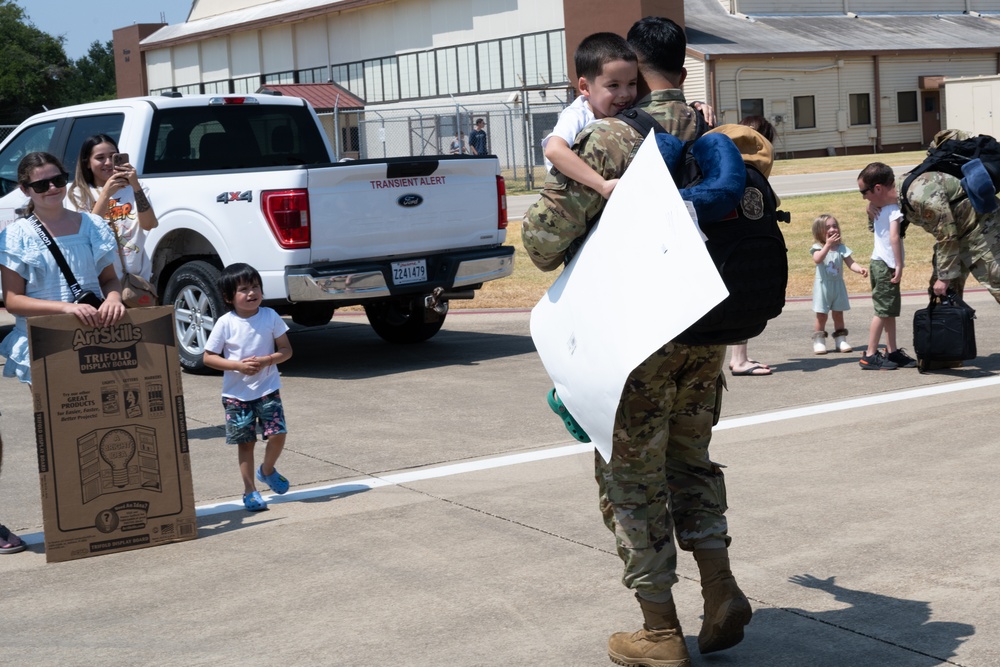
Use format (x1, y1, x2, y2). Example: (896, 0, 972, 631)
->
(812, 214, 838, 244)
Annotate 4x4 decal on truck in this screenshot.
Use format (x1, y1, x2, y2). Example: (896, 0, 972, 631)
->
(216, 191, 252, 204)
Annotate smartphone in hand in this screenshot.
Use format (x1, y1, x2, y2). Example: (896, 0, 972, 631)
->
(113, 153, 130, 169)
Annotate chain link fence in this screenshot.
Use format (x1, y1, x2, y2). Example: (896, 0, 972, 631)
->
(317, 90, 572, 192)
(0, 126, 16, 144)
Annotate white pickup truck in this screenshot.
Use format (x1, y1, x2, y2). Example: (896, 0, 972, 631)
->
(0, 94, 513, 371)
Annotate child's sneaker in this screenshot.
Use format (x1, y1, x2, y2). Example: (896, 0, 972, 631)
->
(859, 351, 898, 370)
(243, 490, 268, 511)
(887, 348, 917, 368)
(256, 465, 290, 494)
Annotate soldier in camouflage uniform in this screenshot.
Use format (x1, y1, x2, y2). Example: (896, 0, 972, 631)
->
(522, 17, 751, 667)
(902, 130, 1000, 302)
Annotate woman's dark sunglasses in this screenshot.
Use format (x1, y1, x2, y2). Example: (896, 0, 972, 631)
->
(26, 173, 69, 193)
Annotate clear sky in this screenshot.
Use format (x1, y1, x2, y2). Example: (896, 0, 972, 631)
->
(22, 0, 195, 60)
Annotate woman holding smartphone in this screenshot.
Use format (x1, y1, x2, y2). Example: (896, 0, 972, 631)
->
(68, 134, 159, 282)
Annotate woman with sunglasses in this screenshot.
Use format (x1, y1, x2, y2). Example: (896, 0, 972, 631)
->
(68, 134, 159, 283)
(0, 152, 124, 555)
(0, 152, 125, 385)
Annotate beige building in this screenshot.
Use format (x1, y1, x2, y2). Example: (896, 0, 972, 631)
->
(113, 0, 1000, 160)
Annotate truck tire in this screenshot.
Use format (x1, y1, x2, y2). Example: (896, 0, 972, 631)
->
(163, 260, 225, 373)
(364, 298, 446, 344)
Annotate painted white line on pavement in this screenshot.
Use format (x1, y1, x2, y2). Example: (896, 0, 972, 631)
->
(215, 375, 1000, 511)
(17, 375, 1000, 546)
(715, 375, 1000, 430)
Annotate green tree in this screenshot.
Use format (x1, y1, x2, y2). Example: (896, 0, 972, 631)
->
(0, 0, 71, 123)
(62, 40, 116, 106)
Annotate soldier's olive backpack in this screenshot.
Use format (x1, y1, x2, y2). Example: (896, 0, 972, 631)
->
(616, 108, 790, 345)
(900, 134, 1000, 233)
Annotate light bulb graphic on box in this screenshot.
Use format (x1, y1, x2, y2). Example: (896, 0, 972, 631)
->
(78, 425, 161, 503)
(98, 429, 137, 488)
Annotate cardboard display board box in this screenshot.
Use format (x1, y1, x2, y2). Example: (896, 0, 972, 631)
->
(28, 306, 197, 562)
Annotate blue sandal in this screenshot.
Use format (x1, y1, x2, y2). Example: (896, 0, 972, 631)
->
(547, 389, 591, 443)
(243, 491, 268, 512)
(256, 465, 290, 495)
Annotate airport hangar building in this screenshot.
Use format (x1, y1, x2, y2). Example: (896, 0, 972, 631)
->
(113, 0, 1000, 160)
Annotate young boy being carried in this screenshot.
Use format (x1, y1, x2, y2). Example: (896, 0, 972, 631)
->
(542, 32, 638, 199)
(858, 162, 917, 370)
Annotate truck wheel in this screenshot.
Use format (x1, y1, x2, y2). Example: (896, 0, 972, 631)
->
(163, 260, 225, 372)
(364, 298, 445, 344)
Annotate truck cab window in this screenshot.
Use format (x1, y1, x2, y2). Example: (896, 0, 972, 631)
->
(62, 114, 125, 179)
(0, 121, 57, 196)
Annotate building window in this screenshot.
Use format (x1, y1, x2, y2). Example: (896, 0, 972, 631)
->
(297, 67, 327, 84)
(417, 51, 436, 98)
(364, 59, 385, 103)
(203, 80, 230, 94)
(201, 79, 229, 95)
(437, 47, 459, 95)
(740, 98, 764, 119)
(399, 53, 420, 99)
(332, 65, 348, 89)
(478, 41, 502, 91)
(897, 91, 918, 123)
(457, 45, 477, 94)
(233, 76, 260, 94)
(794, 96, 816, 129)
(263, 71, 294, 85)
(383, 57, 400, 101)
(849, 93, 871, 125)
(523, 33, 550, 86)
(327, 28, 565, 102)
(549, 31, 566, 84)
(500, 37, 523, 89)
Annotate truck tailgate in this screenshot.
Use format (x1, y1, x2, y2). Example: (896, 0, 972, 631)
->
(304, 157, 502, 263)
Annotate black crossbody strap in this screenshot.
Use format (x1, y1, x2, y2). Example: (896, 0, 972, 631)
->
(28, 214, 86, 300)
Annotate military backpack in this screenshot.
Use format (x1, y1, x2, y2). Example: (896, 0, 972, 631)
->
(616, 108, 790, 345)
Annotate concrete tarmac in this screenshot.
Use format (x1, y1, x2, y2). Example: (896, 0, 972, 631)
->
(1, 290, 997, 666)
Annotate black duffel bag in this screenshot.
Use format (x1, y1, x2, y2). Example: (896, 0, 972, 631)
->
(912, 291, 977, 373)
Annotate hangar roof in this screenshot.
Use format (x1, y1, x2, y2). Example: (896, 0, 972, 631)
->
(685, 0, 1000, 59)
(142, 0, 1000, 61)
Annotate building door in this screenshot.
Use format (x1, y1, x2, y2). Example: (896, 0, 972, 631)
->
(921, 91, 941, 147)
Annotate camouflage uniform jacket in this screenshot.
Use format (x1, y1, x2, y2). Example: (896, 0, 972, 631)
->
(521, 89, 702, 271)
(903, 170, 1000, 281)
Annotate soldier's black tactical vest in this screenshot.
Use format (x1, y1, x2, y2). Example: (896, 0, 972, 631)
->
(617, 108, 790, 345)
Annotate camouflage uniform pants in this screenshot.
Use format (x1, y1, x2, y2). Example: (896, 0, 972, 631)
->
(595, 342, 728, 597)
(930, 229, 1000, 305)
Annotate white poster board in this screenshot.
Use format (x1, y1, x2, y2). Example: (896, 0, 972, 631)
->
(530, 132, 728, 461)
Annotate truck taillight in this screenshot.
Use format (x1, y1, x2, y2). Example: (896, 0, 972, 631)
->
(262, 189, 310, 249)
(497, 176, 508, 230)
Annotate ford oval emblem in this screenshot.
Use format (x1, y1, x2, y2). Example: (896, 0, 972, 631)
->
(397, 194, 423, 208)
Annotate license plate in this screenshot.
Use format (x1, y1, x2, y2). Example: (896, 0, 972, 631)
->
(391, 259, 427, 285)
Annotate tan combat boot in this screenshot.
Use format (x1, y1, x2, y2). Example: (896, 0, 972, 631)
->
(694, 548, 752, 654)
(607, 594, 691, 667)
